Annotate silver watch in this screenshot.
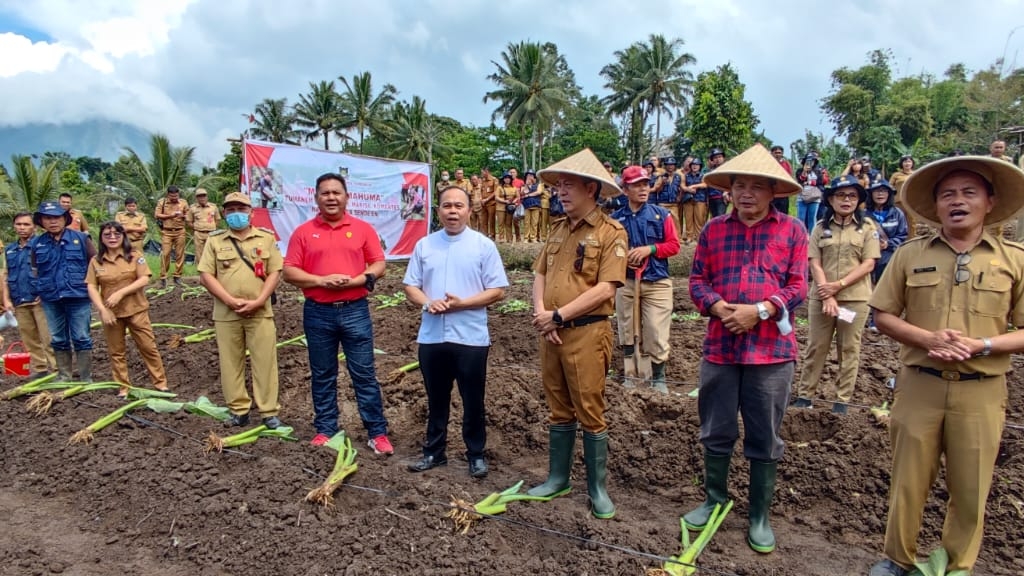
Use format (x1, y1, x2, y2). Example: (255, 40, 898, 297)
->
(422, 302, 429, 313)
(756, 302, 770, 321)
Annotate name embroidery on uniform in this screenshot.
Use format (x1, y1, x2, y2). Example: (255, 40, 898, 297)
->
(912, 266, 937, 273)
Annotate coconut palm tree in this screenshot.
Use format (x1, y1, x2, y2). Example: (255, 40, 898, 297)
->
(250, 98, 302, 144)
(387, 96, 451, 166)
(117, 134, 216, 215)
(337, 71, 398, 153)
(294, 80, 350, 150)
(637, 34, 696, 143)
(601, 44, 648, 161)
(4, 154, 61, 211)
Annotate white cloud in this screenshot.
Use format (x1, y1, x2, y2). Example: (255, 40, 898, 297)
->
(0, 33, 68, 77)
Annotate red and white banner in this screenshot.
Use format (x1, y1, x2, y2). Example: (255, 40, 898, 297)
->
(241, 140, 431, 259)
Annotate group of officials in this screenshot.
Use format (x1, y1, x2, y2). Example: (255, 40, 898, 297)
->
(2, 140, 1022, 574)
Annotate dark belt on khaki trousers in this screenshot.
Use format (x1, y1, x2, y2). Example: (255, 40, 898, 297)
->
(560, 315, 608, 329)
(912, 366, 995, 382)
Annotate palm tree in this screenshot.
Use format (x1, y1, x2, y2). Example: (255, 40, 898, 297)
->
(387, 96, 451, 166)
(293, 80, 349, 150)
(484, 41, 571, 169)
(5, 154, 61, 210)
(337, 71, 398, 153)
(637, 34, 696, 142)
(601, 44, 648, 161)
(250, 98, 302, 144)
(118, 134, 213, 214)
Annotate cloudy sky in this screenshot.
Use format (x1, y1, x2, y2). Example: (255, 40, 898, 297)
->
(1, 0, 1022, 166)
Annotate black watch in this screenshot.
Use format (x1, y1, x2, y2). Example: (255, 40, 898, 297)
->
(364, 273, 377, 292)
(552, 309, 564, 327)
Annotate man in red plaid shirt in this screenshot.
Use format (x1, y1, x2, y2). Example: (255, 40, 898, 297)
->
(684, 144, 808, 555)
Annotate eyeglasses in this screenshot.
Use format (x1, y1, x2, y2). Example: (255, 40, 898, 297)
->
(101, 231, 123, 238)
(955, 253, 971, 285)
(574, 242, 585, 273)
(833, 192, 859, 200)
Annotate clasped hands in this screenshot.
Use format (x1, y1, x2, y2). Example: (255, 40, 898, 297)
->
(925, 329, 985, 362)
(424, 293, 464, 315)
(710, 300, 770, 335)
(531, 309, 563, 345)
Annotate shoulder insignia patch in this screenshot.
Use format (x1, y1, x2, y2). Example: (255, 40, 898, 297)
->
(615, 245, 626, 257)
(257, 227, 275, 234)
(209, 229, 227, 236)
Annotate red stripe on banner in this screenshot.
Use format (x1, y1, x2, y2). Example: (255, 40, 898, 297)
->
(244, 142, 275, 169)
(249, 208, 280, 240)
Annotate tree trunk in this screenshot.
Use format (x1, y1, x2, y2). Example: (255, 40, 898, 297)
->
(323, 131, 330, 151)
(358, 126, 365, 154)
(655, 110, 662, 146)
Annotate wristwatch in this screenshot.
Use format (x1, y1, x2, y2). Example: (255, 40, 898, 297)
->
(552, 309, 564, 327)
(422, 302, 429, 313)
(756, 302, 770, 321)
(364, 273, 377, 292)
(977, 337, 992, 357)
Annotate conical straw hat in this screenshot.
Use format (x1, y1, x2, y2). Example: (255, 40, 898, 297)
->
(901, 155, 1024, 227)
(702, 143, 802, 198)
(538, 148, 622, 199)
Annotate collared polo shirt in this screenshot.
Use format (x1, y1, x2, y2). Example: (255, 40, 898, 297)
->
(284, 214, 385, 303)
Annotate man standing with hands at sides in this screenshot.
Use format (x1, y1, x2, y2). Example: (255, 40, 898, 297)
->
(868, 156, 1024, 576)
(480, 166, 498, 240)
(198, 193, 283, 429)
(686, 144, 807, 554)
(155, 185, 189, 288)
(403, 185, 508, 477)
(3, 212, 56, 378)
(527, 148, 628, 519)
(115, 197, 148, 254)
(283, 173, 393, 454)
(187, 188, 220, 263)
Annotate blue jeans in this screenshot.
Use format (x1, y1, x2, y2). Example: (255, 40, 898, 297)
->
(303, 298, 388, 438)
(41, 298, 93, 352)
(796, 199, 820, 233)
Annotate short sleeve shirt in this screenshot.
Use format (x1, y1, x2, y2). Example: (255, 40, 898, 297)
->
(533, 208, 628, 316)
(283, 214, 385, 303)
(870, 232, 1024, 375)
(86, 250, 151, 317)
(198, 228, 283, 321)
(808, 218, 881, 302)
(156, 198, 189, 229)
(188, 204, 220, 232)
(115, 211, 148, 241)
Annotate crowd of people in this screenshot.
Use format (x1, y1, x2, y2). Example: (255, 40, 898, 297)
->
(1, 136, 1023, 574)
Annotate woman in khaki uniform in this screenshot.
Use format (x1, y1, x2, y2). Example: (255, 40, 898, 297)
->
(86, 221, 169, 397)
(793, 175, 879, 413)
(495, 172, 520, 243)
(889, 155, 916, 235)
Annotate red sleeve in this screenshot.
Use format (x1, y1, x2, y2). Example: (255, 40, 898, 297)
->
(283, 224, 305, 268)
(362, 221, 386, 263)
(655, 216, 681, 258)
(820, 169, 831, 185)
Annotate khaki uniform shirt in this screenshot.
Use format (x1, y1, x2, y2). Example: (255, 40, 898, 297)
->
(115, 211, 148, 241)
(540, 183, 550, 209)
(197, 228, 283, 322)
(86, 250, 150, 317)
(497, 184, 519, 206)
(889, 170, 912, 193)
(480, 175, 498, 206)
(469, 182, 483, 213)
(533, 208, 628, 316)
(808, 218, 881, 302)
(188, 203, 220, 232)
(156, 198, 189, 230)
(67, 208, 89, 233)
(870, 232, 1024, 376)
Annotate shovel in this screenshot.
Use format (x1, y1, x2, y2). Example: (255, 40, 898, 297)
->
(623, 261, 652, 387)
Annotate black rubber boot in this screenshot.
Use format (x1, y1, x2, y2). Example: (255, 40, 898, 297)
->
(747, 460, 778, 553)
(683, 451, 731, 530)
(54, 350, 74, 382)
(527, 422, 576, 498)
(583, 430, 615, 519)
(651, 362, 667, 393)
(76, 349, 93, 383)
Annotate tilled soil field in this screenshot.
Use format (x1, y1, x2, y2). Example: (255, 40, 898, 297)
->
(1, 261, 1022, 576)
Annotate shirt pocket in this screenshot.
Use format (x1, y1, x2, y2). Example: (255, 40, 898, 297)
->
(581, 243, 601, 280)
(970, 271, 1012, 317)
(215, 250, 240, 274)
(645, 221, 664, 243)
(905, 272, 942, 312)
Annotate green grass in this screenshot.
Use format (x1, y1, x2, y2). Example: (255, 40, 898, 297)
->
(142, 253, 198, 278)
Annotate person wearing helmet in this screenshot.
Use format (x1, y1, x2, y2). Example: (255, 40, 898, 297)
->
(705, 148, 728, 217)
(795, 152, 830, 233)
(681, 157, 708, 243)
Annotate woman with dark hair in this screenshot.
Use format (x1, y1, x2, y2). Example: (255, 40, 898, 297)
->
(86, 221, 168, 397)
(889, 154, 916, 235)
(841, 157, 871, 190)
(793, 175, 880, 413)
(864, 179, 908, 285)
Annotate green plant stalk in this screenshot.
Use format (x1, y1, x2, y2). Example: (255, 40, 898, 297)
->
(184, 328, 217, 343)
(1, 373, 63, 400)
(151, 323, 196, 330)
(664, 500, 734, 576)
(68, 398, 149, 444)
(62, 382, 122, 399)
(473, 480, 560, 515)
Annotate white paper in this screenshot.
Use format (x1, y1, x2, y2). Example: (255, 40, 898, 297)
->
(837, 306, 857, 324)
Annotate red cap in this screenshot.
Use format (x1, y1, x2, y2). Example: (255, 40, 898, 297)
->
(621, 165, 649, 185)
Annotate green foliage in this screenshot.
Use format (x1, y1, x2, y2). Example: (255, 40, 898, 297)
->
(337, 71, 398, 153)
(250, 98, 302, 144)
(546, 95, 623, 168)
(686, 63, 759, 157)
(294, 80, 349, 151)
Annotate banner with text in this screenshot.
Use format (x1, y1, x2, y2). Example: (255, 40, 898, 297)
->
(241, 140, 430, 259)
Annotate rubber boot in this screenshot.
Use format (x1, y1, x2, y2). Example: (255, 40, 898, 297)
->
(747, 460, 778, 553)
(76, 349, 93, 383)
(683, 451, 731, 530)
(651, 362, 668, 394)
(527, 423, 576, 498)
(583, 430, 615, 519)
(54, 350, 74, 382)
(621, 345, 636, 388)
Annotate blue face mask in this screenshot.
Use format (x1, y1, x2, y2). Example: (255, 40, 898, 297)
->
(225, 212, 250, 230)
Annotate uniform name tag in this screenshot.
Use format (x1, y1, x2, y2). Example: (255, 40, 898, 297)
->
(913, 266, 937, 273)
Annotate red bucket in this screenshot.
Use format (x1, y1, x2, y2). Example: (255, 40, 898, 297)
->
(3, 342, 31, 376)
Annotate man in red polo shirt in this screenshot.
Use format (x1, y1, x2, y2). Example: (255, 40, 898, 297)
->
(282, 172, 392, 454)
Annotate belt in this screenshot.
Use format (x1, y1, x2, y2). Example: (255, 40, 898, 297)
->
(308, 297, 365, 308)
(163, 228, 183, 232)
(560, 315, 608, 329)
(194, 229, 215, 233)
(913, 366, 992, 382)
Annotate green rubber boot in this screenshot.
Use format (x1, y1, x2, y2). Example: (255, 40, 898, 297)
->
(683, 451, 731, 530)
(54, 350, 74, 382)
(747, 460, 778, 553)
(527, 423, 576, 498)
(76, 349, 93, 383)
(583, 430, 615, 519)
(651, 362, 668, 393)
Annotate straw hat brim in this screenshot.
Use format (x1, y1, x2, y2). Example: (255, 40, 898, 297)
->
(901, 155, 1024, 227)
(701, 143, 802, 198)
(538, 148, 622, 199)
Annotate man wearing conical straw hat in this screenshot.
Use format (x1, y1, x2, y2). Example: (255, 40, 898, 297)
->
(686, 143, 808, 554)
(526, 148, 628, 519)
(867, 156, 1024, 576)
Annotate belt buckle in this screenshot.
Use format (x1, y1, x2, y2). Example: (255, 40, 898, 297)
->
(940, 370, 960, 381)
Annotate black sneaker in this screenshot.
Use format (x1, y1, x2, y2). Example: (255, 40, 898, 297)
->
(261, 416, 281, 430)
(831, 402, 848, 415)
(869, 559, 909, 576)
(223, 413, 250, 428)
(160, 279, 167, 289)
(173, 277, 183, 287)
(791, 397, 813, 408)
(407, 455, 447, 473)
(468, 457, 489, 478)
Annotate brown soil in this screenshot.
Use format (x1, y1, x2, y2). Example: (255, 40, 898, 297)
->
(1, 251, 1022, 576)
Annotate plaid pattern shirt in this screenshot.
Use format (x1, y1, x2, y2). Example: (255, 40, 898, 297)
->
(689, 208, 808, 364)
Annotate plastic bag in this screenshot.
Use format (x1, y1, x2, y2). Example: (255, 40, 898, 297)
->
(0, 310, 18, 330)
(513, 203, 525, 220)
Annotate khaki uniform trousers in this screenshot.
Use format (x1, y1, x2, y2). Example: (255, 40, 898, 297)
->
(470, 210, 482, 231)
(682, 201, 708, 242)
(884, 367, 1006, 572)
(796, 300, 869, 403)
(540, 320, 613, 433)
(659, 204, 682, 241)
(482, 203, 496, 239)
(103, 310, 167, 389)
(129, 238, 145, 254)
(215, 316, 280, 417)
(193, 230, 212, 262)
(524, 208, 542, 242)
(14, 302, 55, 373)
(497, 210, 515, 243)
(614, 278, 673, 364)
(160, 228, 186, 279)
(540, 210, 550, 241)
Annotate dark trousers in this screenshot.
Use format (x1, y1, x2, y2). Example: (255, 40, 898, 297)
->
(709, 197, 727, 218)
(697, 360, 793, 461)
(418, 342, 490, 460)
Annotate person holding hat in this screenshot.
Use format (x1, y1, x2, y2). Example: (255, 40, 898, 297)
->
(187, 188, 221, 264)
(792, 175, 880, 413)
(795, 152, 830, 233)
(115, 197, 148, 254)
(29, 201, 97, 382)
(198, 192, 284, 430)
(527, 148, 628, 519)
(686, 143, 807, 554)
(648, 157, 684, 242)
(865, 178, 909, 286)
(612, 165, 680, 392)
(155, 185, 190, 288)
(770, 146, 793, 215)
(705, 148, 729, 217)
(681, 158, 708, 243)
(867, 157, 1024, 576)
(889, 155, 917, 236)
(520, 170, 544, 242)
